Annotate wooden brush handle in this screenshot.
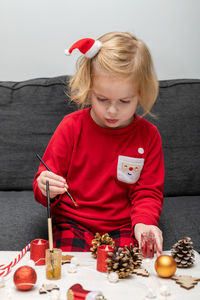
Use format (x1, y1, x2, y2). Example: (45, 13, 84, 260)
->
(48, 218, 53, 251)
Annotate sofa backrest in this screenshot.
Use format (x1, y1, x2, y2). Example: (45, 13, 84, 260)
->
(0, 76, 76, 191)
(0, 76, 199, 196)
(146, 79, 200, 196)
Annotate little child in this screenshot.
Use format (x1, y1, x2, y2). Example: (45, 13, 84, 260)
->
(33, 32, 164, 256)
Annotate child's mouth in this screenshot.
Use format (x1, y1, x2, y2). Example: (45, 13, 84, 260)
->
(105, 118, 118, 124)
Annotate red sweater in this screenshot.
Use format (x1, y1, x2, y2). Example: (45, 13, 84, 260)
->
(33, 108, 164, 235)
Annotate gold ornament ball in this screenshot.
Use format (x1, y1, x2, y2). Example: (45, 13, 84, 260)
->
(155, 255, 176, 278)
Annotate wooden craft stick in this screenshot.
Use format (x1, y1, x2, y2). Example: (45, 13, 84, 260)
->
(48, 218, 53, 251)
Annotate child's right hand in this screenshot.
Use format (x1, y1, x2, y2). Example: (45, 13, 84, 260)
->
(37, 171, 68, 199)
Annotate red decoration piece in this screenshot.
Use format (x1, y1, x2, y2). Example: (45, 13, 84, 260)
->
(64, 38, 102, 58)
(0, 243, 30, 277)
(13, 266, 37, 291)
(30, 239, 48, 265)
(67, 284, 104, 300)
(97, 244, 114, 272)
(68, 284, 90, 299)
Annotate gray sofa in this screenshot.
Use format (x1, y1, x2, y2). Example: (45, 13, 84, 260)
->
(0, 76, 199, 252)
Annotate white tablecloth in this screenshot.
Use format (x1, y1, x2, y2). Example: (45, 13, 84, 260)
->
(0, 250, 200, 300)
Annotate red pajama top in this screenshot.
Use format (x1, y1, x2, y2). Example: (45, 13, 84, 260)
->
(33, 108, 164, 235)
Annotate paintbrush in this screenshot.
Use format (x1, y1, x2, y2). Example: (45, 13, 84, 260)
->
(36, 153, 79, 207)
(46, 180, 53, 250)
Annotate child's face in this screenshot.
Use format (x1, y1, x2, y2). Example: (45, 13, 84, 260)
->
(90, 72, 139, 129)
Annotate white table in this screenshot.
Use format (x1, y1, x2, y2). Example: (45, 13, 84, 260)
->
(0, 250, 200, 300)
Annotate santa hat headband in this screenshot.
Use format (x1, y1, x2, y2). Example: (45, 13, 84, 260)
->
(64, 38, 102, 59)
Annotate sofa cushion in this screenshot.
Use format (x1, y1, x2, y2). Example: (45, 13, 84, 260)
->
(146, 79, 200, 196)
(1, 191, 199, 253)
(159, 195, 200, 253)
(0, 76, 76, 190)
(0, 191, 48, 250)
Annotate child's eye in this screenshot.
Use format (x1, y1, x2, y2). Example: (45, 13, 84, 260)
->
(120, 99, 130, 104)
(97, 97, 107, 102)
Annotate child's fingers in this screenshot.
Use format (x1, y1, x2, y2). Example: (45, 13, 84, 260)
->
(134, 224, 163, 257)
(37, 171, 68, 198)
(155, 239, 162, 257)
(40, 182, 66, 197)
(151, 228, 163, 256)
(40, 171, 68, 189)
(42, 171, 66, 184)
(42, 177, 66, 188)
(48, 185, 66, 197)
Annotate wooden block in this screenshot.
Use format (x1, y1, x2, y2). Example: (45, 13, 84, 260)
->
(171, 275, 200, 289)
(132, 268, 149, 277)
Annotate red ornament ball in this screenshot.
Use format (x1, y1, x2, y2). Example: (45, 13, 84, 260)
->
(13, 266, 37, 291)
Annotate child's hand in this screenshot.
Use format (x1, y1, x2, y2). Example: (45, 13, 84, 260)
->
(134, 223, 163, 257)
(37, 171, 68, 199)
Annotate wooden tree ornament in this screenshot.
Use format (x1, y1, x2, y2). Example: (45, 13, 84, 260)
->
(171, 275, 200, 290)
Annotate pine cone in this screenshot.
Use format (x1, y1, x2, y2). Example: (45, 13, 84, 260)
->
(171, 237, 195, 268)
(106, 247, 134, 278)
(90, 233, 115, 259)
(125, 244, 143, 269)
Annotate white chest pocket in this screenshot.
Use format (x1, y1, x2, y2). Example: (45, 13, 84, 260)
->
(117, 155, 144, 184)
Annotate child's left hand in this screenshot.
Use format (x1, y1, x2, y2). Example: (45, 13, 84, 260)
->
(134, 223, 163, 257)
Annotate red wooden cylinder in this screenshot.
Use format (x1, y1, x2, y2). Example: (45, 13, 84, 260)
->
(97, 244, 114, 272)
(30, 239, 49, 265)
(68, 284, 90, 300)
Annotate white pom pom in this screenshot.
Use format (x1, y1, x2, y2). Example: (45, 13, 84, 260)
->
(68, 263, 77, 273)
(64, 49, 70, 56)
(86, 291, 103, 300)
(50, 289, 60, 300)
(160, 285, 170, 296)
(71, 256, 80, 266)
(108, 272, 119, 283)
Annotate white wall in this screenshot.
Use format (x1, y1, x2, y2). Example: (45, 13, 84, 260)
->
(0, 0, 199, 81)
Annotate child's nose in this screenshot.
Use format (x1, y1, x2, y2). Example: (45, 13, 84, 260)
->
(107, 103, 117, 115)
(129, 167, 133, 171)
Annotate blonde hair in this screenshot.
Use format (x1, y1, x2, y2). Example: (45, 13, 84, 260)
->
(69, 32, 158, 115)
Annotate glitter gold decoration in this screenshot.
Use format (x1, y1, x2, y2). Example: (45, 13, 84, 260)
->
(46, 249, 62, 280)
(90, 233, 115, 259)
(155, 255, 176, 278)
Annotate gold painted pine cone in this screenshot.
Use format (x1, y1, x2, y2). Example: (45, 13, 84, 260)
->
(90, 233, 115, 259)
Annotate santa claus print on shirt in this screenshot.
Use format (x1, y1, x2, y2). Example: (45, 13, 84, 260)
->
(117, 155, 144, 184)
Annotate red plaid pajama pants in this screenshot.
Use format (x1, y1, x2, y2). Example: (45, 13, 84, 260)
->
(53, 220, 137, 251)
